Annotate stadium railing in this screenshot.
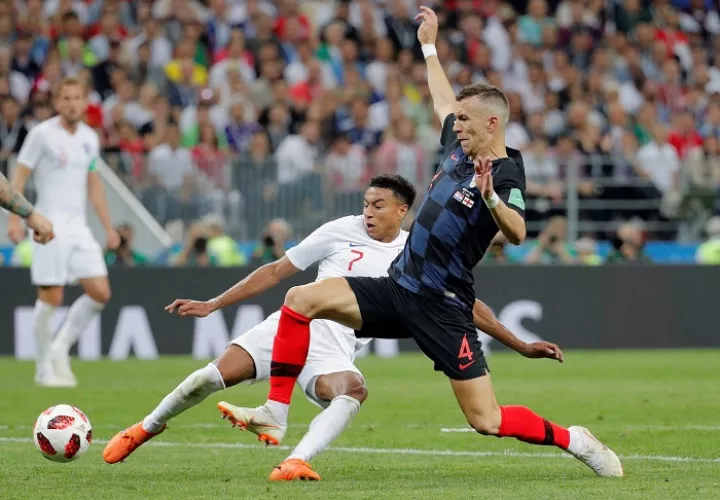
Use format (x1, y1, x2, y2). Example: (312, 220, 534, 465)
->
(99, 149, 718, 243)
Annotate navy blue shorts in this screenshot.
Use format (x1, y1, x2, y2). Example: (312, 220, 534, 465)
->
(347, 276, 487, 380)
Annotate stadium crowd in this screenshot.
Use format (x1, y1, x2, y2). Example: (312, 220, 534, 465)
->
(1, 0, 720, 265)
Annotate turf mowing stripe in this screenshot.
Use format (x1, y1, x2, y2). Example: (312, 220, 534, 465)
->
(2, 437, 718, 464)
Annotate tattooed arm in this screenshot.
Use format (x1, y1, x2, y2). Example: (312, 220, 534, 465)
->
(3, 168, 54, 245)
(0, 171, 34, 217)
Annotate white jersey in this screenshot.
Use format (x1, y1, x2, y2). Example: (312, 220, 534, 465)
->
(285, 215, 408, 348)
(16, 116, 100, 228)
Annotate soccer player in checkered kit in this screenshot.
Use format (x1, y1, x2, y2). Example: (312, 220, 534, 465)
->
(227, 6, 623, 479)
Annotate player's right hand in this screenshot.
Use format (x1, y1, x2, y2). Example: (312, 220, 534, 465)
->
(415, 6, 438, 45)
(165, 299, 215, 318)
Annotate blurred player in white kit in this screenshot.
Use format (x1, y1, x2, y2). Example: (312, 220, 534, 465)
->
(103, 175, 563, 481)
(7, 77, 119, 388)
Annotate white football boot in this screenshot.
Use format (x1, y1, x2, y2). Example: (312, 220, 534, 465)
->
(567, 426, 624, 477)
(217, 401, 287, 446)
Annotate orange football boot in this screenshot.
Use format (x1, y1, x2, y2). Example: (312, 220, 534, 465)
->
(102, 421, 166, 464)
(269, 459, 322, 481)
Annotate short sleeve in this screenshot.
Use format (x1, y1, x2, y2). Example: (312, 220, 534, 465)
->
(16, 126, 44, 169)
(285, 220, 341, 271)
(87, 130, 101, 172)
(495, 151, 527, 218)
(440, 113, 459, 156)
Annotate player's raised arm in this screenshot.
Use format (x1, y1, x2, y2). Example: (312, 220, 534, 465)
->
(472, 299, 563, 362)
(415, 6, 455, 124)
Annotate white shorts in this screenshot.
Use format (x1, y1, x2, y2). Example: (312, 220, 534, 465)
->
(31, 225, 108, 286)
(231, 311, 363, 409)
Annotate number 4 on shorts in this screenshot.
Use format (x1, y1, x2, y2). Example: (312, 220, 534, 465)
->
(458, 334, 474, 361)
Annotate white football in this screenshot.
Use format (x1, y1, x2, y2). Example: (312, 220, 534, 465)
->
(33, 404, 93, 463)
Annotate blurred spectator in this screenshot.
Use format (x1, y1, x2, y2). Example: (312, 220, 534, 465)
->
(204, 214, 247, 267)
(606, 222, 651, 263)
(373, 117, 425, 187)
(633, 124, 680, 195)
(181, 98, 227, 149)
(171, 221, 218, 267)
(0, 45, 31, 104)
(127, 17, 173, 70)
(209, 27, 256, 88)
(696, 217, 720, 265)
(105, 224, 150, 266)
(0, 97, 29, 175)
(191, 122, 229, 186)
(575, 237, 602, 266)
(275, 120, 320, 184)
(224, 99, 261, 153)
(519, 0, 554, 46)
(147, 121, 198, 222)
(326, 133, 367, 192)
(526, 216, 576, 264)
(483, 233, 521, 264)
(253, 218, 292, 264)
(668, 110, 704, 160)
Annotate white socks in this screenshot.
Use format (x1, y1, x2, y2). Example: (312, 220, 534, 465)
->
(287, 395, 361, 462)
(265, 400, 290, 427)
(52, 294, 105, 355)
(33, 300, 56, 377)
(143, 363, 226, 433)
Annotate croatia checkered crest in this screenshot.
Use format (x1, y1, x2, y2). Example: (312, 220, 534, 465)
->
(33, 404, 93, 463)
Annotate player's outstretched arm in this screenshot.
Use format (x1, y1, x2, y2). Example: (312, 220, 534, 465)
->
(415, 7, 455, 123)
(166, 256, 301, 317)
(472, 299, 563, 362)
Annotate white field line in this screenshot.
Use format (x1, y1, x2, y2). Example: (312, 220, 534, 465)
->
(1, 437, 718, 464)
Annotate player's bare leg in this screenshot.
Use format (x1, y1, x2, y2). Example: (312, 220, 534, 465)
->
(265, 371, 367, 481)
(50, 276, 110, 386)
(34, 286, 65, 387)
(103, 345, 254, 464)
(450, 375, 623, 477)
(242, 277, 362, 444)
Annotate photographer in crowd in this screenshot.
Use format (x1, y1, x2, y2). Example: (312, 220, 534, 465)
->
(525, 216, 576, 264)
(606, 221, 651, 264)
(171, 221, 217, 267)
(105, 224, 150, 267)
(252, 218, 292, 265)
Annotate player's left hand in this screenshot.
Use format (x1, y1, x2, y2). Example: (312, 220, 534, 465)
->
(106, 228, 121, 250)
(519, 341, 564, 362)
(473, 157, 494, 200)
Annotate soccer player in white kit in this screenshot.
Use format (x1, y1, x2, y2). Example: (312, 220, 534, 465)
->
(103, 175, 564, 480)
(7, 77, 120, 387)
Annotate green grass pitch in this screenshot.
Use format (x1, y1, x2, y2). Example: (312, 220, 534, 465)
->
(0, 350, 718, 499)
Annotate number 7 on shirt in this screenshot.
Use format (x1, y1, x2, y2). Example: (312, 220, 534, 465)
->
(348, 250, 364, 271)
